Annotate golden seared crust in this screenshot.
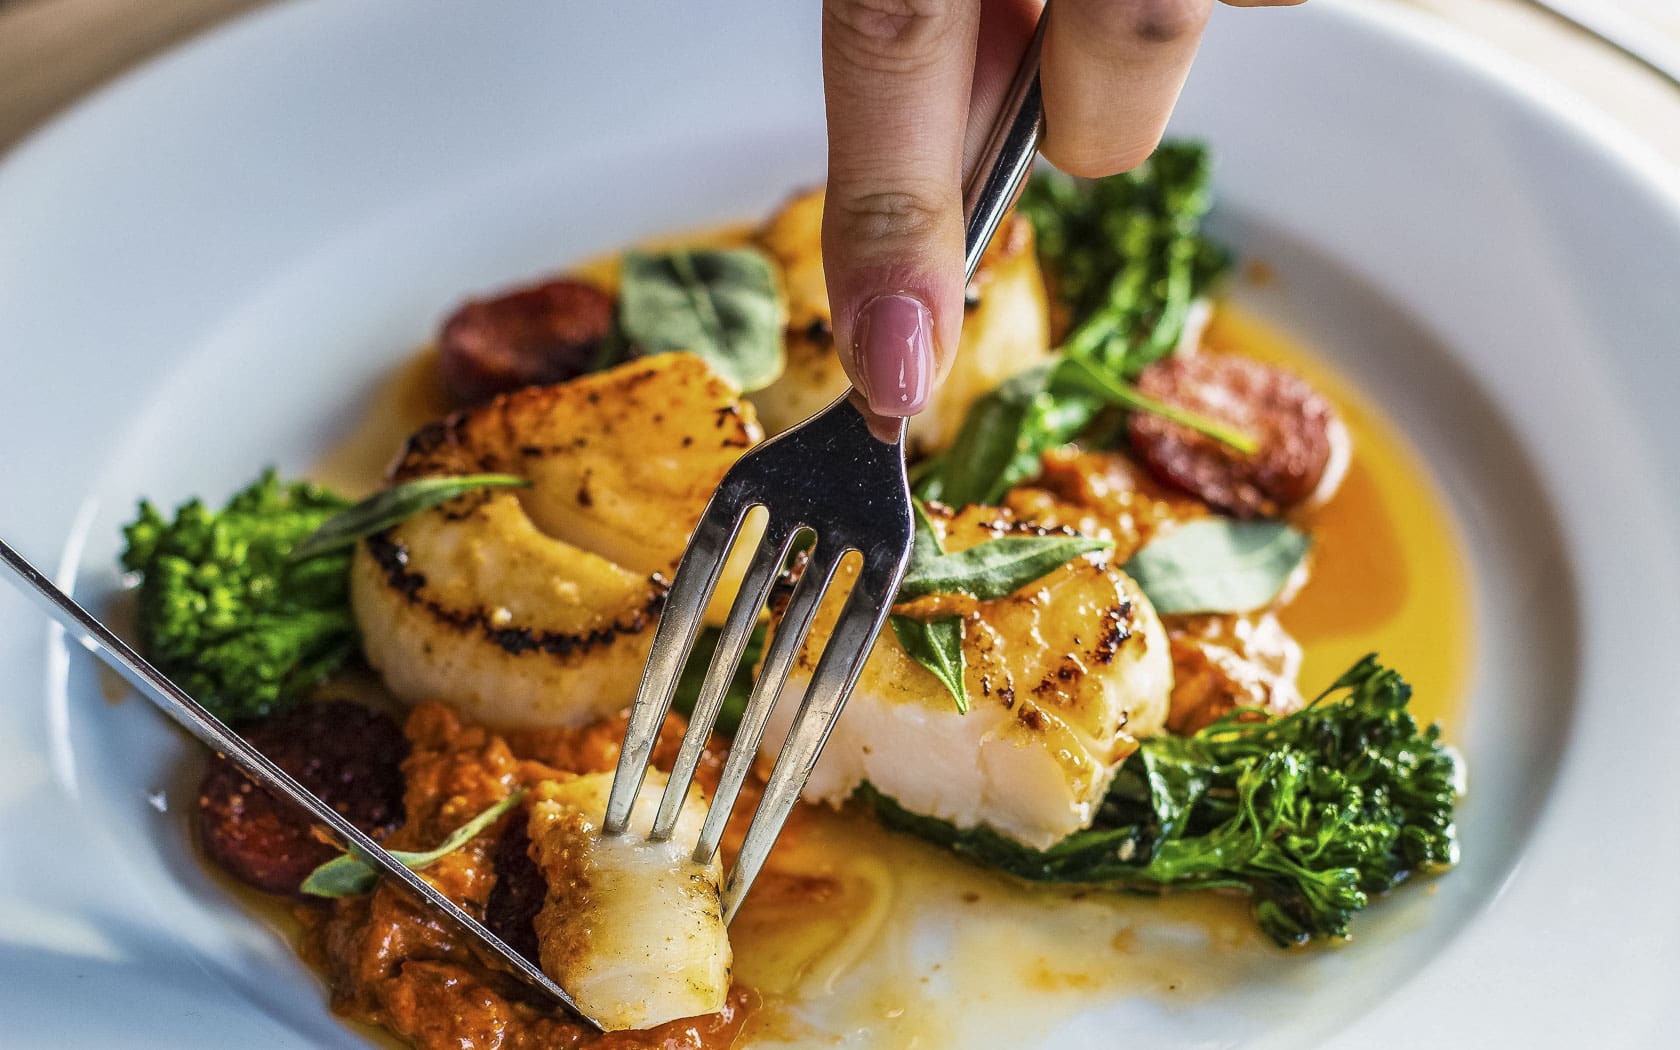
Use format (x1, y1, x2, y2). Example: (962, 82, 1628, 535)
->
(527, 785, 597, 981)
(898, 504, 1166, 742)
(351, 354, 762, 728)
(769, 502, 1173, 848)
(391, 353, 760, 578)
(1004, 447, 1312, 735)
(359, 529, 663, 660)
(750, 188, 1054, 454)
(1003, 447, 1208, 561)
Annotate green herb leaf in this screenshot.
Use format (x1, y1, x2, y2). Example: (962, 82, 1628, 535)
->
(290, 474, 531, 561)
(890, 614, 967, 713)
(899, 533, 1111, 602)
(893, 501, 1095, 712)
(907, 499, 946, 572)
(618, 248, 786, 391)
(917, 364, 1101, 509)
(301, 788, 528, 898)
(914, 355, 1248, 511)
(1055, 353, 1257, 455)
(671, 624, 767, 738)
(1122, 518, 1309, 615)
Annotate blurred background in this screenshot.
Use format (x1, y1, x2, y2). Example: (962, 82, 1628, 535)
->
(3, 0, 1678, 163)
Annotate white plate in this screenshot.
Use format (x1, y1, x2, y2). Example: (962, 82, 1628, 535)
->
(2, 1, 1678, 1047)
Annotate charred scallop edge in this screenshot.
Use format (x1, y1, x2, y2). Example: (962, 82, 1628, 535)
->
(1091, 599, 1135, 666)
(364, 530, 670, 658)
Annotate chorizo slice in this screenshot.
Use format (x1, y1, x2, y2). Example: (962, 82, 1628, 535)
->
(1127, 353, 1341, 518)
(196, 700, 408, 897)
(437, 279, 614, 404)
(484, 819, 544, 964)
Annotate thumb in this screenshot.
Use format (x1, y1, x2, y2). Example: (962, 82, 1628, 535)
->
(821, 0, 980, 419)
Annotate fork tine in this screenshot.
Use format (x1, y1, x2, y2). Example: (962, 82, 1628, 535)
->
(719, 557, 899, 922)
(649, 522, 796, 841)
(691, 541, 838, 866)
(604, 496, 753, 835)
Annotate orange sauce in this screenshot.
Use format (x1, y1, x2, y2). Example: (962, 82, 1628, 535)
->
(309, 350, 453, 499)
(1204, 306, 1473, 729)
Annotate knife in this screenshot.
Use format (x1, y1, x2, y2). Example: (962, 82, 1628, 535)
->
(0, 537, 592, 1026)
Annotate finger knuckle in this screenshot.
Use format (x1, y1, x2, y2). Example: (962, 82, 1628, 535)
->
(1083, 0, 1208, 47)
(827, 185, 947, 247)
(824, 0, 956, 74)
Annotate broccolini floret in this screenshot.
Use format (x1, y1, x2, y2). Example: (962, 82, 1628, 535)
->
(860, 655, 1463, 947)
(120, 469, 356, 722)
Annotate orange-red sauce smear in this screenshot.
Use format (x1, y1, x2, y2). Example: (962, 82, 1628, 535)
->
(294, 705, 768, 1050)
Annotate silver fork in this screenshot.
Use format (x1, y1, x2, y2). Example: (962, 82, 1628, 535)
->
(603, 12, 1049, 923)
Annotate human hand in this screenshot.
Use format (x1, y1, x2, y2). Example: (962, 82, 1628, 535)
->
(821, 0, 1302, 419)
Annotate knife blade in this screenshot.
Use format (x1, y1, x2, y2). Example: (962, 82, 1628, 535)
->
(0, 537, 592, 1026)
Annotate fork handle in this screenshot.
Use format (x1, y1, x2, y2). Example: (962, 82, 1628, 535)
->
(960, 6, 1048, 284)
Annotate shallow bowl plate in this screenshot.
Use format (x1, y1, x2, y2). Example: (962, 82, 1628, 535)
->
(0, 1, 1677, 1047)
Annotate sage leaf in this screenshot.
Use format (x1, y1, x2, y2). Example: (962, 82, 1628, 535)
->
(618, 248, 785, 391)
(300, 788, 528, 898)
(1122, 518, 1309, 615)
(907, 499, 946, 574)
(899, 534, 1112, 602)
(890, 614, 967, 713)
(290, 474, 530, 561)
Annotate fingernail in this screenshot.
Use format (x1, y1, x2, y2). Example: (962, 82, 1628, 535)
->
(852, 293, 934, 416)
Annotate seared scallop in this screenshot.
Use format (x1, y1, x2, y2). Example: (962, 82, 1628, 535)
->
(528, 770, 731, 1031)
(761, 504, 1173, 850)
(750, 187, 1056, 456)
(350, 353, 762, 727)
(1004, 448, 1312, 733)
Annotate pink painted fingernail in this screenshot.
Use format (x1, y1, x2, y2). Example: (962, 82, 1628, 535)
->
(852, 293, 934, 416)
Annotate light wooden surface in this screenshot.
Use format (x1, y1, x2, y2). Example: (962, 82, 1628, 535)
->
(1, 0, 1678, 165)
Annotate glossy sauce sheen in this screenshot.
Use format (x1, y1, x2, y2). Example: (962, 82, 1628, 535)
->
(293, 303, 1471, 1048)
(1204, 307, 1472, 728)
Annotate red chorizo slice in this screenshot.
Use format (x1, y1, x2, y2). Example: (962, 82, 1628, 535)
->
(1127, 353, 1339, 518)
(437, 279, 614, 404)
(484, 818, 544, 964)
(196, 700, 408, 897)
